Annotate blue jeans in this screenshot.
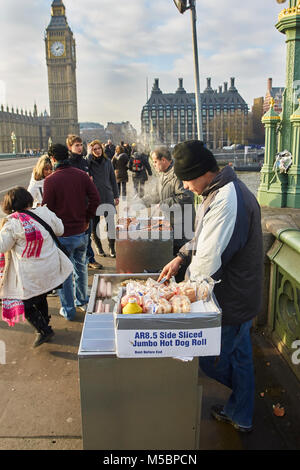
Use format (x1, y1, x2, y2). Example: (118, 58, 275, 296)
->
(199, 319, 254, 428)
(57, 232, 89, 320)
(86, 224, 95, 263)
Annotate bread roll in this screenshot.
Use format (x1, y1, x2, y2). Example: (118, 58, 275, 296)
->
(170, 295, 191, 313)
(156, 298, 172, 314)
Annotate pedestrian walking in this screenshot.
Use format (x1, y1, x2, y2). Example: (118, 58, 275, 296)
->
(158, 140, 263, 433)
(87, 140, 119, 258)
(104, 140, 115, 160)
(123, 143, 132, 157)
(43, 144, 100, 320)
(0, 187, 73, 347)
(128, 144, 152, 199)
(112, 145, 129, 200)
(66, 134, 102, 270)
(27, 154, 53, 207)
(66, 134, 89, 173)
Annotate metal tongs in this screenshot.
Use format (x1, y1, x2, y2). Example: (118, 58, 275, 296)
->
(158, 275, 175, 285)
(158, 276, 168, 285)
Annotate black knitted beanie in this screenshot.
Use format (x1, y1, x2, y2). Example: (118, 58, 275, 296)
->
(173, 140, 217, 181)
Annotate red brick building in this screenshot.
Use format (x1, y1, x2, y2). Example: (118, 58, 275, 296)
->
(263, 78, 284, 114)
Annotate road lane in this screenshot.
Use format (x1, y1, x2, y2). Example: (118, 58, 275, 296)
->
(0, 157, 39, 197)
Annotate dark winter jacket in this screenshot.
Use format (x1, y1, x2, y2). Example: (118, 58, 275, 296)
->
(179, 165, 263, 326)
(104, 144, 115, 160)
(87, 154, 119, 206)
(128, 152, 152, 182)
(68, 152, 89, 173)
(112, 152, 129, 183)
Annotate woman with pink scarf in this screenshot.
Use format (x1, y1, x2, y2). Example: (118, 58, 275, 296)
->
(0, 187, 73, 348)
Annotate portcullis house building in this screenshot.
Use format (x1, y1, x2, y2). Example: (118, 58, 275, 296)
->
(141, 77, 249, 150)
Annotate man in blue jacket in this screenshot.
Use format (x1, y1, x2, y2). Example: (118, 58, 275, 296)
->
(158, 140, 263, 433)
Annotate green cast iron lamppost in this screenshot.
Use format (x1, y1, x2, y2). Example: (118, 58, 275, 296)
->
(257, 0, 300, 208)
(11, 132, 16, 154)
(48, 136, 53, 150)
(173, 0, 203, 141)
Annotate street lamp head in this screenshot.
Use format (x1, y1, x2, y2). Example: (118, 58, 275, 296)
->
(276, 0, 287, 3)
(173, 0, 189, 14)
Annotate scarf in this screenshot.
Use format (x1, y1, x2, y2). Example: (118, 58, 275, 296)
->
(92, 155, 105, 165)
(54, 159, 71, 170)
(1, 212, 44, 327)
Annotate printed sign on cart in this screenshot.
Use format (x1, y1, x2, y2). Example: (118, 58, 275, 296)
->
(115, 327, 221, 358)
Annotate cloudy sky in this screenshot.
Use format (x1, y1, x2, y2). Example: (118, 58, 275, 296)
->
(0, 0, 287, 133)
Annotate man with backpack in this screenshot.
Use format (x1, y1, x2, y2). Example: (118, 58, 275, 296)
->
(128, 144, 152, 198)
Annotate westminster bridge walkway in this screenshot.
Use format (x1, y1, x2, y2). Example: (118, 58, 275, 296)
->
(0, 162, 300, 451)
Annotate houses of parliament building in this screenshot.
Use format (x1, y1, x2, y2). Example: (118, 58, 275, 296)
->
(0, 0, 79, 154)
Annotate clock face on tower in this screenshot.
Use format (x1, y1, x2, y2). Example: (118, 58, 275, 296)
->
(50, 41, 65, 57)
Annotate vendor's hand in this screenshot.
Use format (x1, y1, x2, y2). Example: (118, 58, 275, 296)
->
(158, 256, 182, 282)
(114, 198, 119, 206)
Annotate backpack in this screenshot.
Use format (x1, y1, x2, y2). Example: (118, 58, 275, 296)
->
(131, 153, 144, 173)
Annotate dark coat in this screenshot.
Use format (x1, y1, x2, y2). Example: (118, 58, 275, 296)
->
(128, 152, 152, 182)
(68, 152, 89, 173)
(112, 152, 129, 183)
(87, 154, 119, 206)
(104, 144, 115, 160)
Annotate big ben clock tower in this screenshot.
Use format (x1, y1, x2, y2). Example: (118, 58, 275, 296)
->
(45, 0, 79, 144)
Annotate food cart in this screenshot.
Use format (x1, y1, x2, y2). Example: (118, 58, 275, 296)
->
(115, 217, 174, 273)
(78, 273, 221, 450)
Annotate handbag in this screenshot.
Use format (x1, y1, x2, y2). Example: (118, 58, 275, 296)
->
(20, 210, 70, 258)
